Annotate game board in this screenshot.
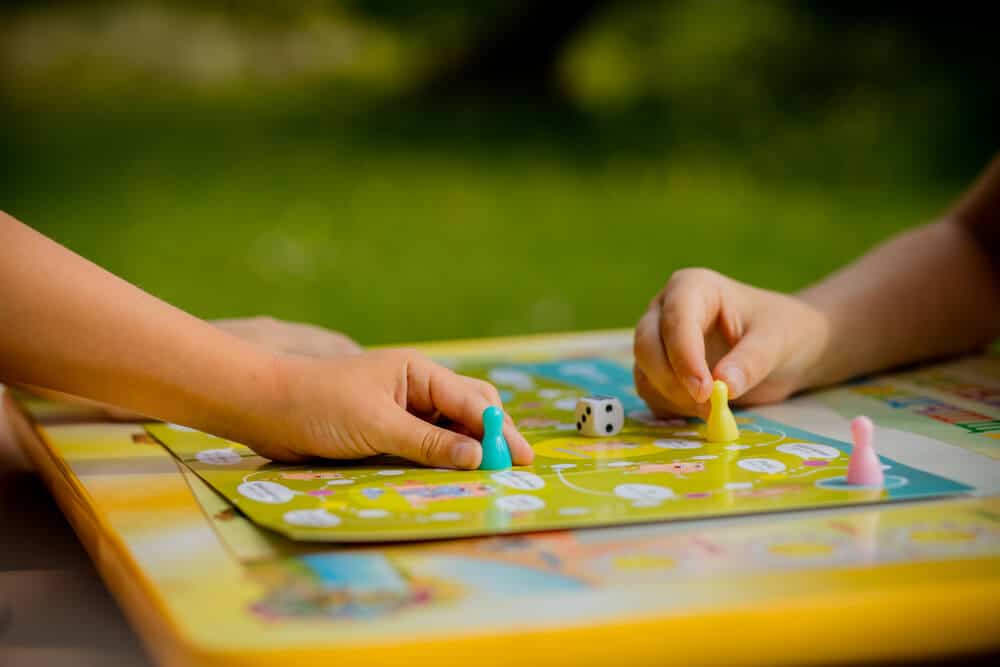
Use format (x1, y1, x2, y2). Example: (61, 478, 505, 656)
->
(6, 329, 1000, 666)
(147, 357, 972, 542)
(818, 354, 1000, 460)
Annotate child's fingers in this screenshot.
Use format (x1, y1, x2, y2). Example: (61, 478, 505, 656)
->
(402, 355, 491, 425)
(635, 272, 721, 405)
(406, 356, 533, 465)
(634, 365, 708, 419)
(712, 321, 781, 400)
(453, 377, 504, 436)
(503, 422, 535, 465)
(634, 366, 677, 416)
(461, 377, 534, 465)
(425, 392, 533, 465)
(378, 406, 484, 469)
(633, 306, 677, 401)
(658, 278, 717, 403)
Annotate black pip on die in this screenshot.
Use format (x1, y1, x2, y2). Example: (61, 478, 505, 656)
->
(575, 395, 624, 436)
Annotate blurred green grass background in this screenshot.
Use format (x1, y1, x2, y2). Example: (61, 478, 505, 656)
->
(2, 1, 996, 345)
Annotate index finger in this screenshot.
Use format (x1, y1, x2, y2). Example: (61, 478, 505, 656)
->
(405, 356, 533, 466)
(633, 304, 675, 401)
(658, 280, 717, 403)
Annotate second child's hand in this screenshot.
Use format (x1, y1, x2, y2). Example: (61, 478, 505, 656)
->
(633, 268, 828, 418)
(633, 152, 1000, 419)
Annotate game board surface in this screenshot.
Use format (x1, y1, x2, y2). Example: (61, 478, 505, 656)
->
(147, 358, 972, 542)
(818, 355, 1000, 460)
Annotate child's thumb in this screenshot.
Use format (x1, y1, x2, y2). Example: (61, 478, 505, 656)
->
(379, 407, 484, 470)
(711, 322, 781, 400)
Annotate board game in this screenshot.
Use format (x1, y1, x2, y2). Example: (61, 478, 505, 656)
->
(5, 329, 1000, 666)
(818, 355, 1000, 460)
(147, 357, 971, 542)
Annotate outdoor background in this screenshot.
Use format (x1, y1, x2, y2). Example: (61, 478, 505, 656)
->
(2, 1, 997, 346)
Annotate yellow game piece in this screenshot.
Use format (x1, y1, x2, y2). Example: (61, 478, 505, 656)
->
(707, 380, 739, 443)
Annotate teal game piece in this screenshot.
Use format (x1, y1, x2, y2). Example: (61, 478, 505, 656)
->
(479, 406, 512, 470)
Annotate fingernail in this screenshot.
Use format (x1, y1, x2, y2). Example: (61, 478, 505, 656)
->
(719, 366, 745, 396)
(451, 441, 480, 469)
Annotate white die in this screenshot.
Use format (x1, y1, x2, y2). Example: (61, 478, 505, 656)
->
(575, 395, 624, 436)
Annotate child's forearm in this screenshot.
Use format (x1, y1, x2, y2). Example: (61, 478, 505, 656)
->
(798, 215, 1000, 390)
(0, 212, 283, 442)
(798, 155, 1000, 389)
(0, 212, 534, 469)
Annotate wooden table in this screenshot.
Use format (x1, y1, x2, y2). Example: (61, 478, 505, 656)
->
(0, 386, 151, 666)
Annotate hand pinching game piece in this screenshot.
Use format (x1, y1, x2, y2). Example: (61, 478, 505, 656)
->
(479, 405, 512, 470)
(706, 380, 740, 443)
(575, 395, 624, 436)
(847, 415, 883, 486)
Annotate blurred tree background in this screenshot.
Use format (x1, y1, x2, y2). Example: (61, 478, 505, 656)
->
(2, 1, 997, 345)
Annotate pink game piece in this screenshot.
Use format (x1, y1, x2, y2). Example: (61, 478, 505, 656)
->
(847, 416, 884, 486)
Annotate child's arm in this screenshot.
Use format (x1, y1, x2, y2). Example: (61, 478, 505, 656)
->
(19, 316, 363, 420)
(797, 155, 1000, 391)
(634, 153, 1000, 417)
(0, 212, 532, 468)
(212, 316, 362, 358)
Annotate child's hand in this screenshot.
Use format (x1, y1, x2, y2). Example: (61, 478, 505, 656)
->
(253, 348, 534, 469)
(633, 269, 829, 418)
